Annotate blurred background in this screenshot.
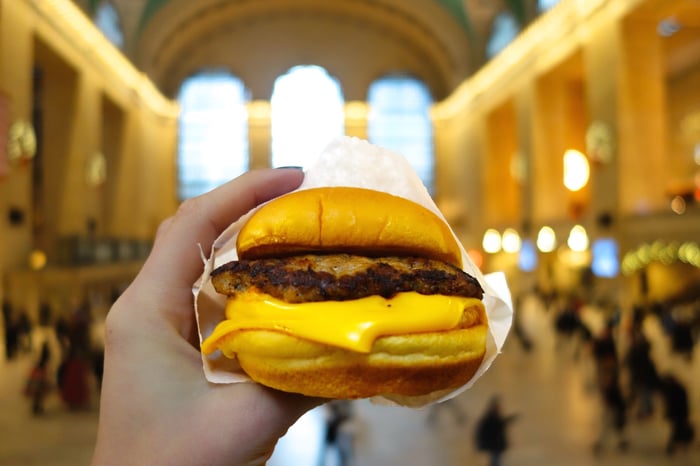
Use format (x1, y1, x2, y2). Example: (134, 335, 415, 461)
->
(0, 0, 699, 464)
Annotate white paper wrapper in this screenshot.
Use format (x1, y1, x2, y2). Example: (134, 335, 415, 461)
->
(194, 136, 513, 407)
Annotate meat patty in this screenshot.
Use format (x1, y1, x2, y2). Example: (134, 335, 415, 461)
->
(211, 254, 483, 304)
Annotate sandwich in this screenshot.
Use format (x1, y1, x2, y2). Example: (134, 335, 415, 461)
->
(200, 186, 488, 399)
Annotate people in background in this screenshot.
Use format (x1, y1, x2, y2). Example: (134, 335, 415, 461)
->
(592, 322, 628, 455)
(24, 342, 51, 415)
(659, 374, 695, 456)
(318, 400, 355, 466)
(2, 298, 18, 360)
(474, 395, 518, 466)
(624, 326, 659, 419)
(57, 301, 94, 410)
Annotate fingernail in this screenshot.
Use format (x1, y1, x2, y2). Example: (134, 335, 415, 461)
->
(275, 166, 304, 171)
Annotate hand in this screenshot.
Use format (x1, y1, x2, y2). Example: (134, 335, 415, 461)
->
(92, 169, 321, 466)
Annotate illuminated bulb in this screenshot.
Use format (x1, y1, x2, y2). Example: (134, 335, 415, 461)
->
(567, 225, 589, 252)
(29, 250, 47, 270)
(563, 149, 590, 191)
(501, 228, 522, 253)
(482, 229, 502, 253)
(536, 226, 557, 253)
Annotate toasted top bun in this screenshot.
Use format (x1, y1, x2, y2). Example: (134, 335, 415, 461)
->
(237, 187, 463, 268)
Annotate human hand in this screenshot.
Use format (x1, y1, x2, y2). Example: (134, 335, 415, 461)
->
(92, 169, 322, 466)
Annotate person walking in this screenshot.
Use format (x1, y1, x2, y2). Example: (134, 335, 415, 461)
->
(660, 374, 695, 456)
(318, 400, 354, 466)
(24, 342, 51, 415)
(624, 328, 659, 419)
(474, 395, 518, 466)
(591, 323, 628, 455)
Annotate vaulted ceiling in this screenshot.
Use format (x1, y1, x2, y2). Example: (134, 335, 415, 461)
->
(80, 0, 542, 100)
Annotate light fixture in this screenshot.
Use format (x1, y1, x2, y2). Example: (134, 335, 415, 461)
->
(563, 149, 590, 192)
(501, 228, 522, 253)
(536, 226, 556, 253)
(28, 249, 47, 270)
(7, 120, 37, 163)
(86, 151, 107, 187)
(670, 195, 687, 214)
(586, 121, 614, 165)
(482, 229, 502, 254)
(567, 225, 589, 252)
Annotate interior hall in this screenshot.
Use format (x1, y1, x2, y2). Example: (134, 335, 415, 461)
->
(1, 0, 700, 465)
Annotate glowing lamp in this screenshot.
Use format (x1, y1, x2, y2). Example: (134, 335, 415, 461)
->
(501, 228, 522, 253)
(482, 229, 502, 254)
(563, 149, 590, 191)
(29, 250, 47, 270)
(536, 226, 556, 253)
(567, 225, 589, 252)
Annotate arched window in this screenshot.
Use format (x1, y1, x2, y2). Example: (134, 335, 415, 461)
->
(271, 65, 344, 168)
(94, 1, 124, 49)
(367, 76, 434, 192)
(177, 71, 249, 200)
(486, 11, 520, 58)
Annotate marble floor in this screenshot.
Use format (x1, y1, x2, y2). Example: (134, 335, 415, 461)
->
(1, 304, 699, 466)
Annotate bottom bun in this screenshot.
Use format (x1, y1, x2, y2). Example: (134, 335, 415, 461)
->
(224, 319, 488, 399)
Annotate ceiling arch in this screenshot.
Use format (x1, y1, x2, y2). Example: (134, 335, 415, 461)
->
(134, 0, 475, 100)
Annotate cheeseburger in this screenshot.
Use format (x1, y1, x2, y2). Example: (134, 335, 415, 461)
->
(200, 186, 488, 399)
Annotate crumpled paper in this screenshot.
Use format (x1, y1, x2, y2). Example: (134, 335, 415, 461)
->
(194, 136, 513, 407)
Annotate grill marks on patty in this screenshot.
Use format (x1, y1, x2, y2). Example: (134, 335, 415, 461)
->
(211, 254, 483, 304)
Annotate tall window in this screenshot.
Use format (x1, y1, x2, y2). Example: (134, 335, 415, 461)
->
(94, 1, 124, 49)
(368, 76, 434, 192)
(271, 65, 344, 168)
(177, 71, 249, 200)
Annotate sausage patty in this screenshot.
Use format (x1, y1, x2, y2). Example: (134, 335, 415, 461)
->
(211, 254, 483, 304)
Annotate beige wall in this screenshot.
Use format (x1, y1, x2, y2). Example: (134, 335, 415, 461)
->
(432, 0, 700, 302)
(0, 0, 178, 313)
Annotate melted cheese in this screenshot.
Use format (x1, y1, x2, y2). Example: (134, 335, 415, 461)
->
(201, 292, 482, 354)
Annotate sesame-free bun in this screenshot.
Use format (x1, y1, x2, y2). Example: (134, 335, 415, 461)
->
(204, 185, 489, 399)
(237, 187, 463, 268)
(214, 301, 487, 399)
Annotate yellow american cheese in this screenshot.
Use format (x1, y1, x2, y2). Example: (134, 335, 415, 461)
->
(201, 291, 482, 354)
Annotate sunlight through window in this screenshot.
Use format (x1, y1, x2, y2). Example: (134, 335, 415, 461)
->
(368, 76, 434, 193)
(271, 66, 344, 169)
(177, 71, 249, 200)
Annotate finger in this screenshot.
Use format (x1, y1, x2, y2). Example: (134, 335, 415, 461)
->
(138, 168, 303, 296)
(195, 384, 324, 466)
